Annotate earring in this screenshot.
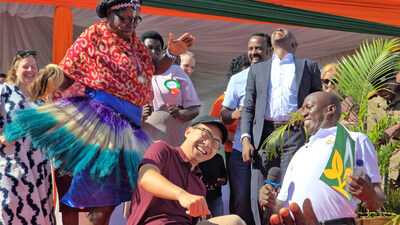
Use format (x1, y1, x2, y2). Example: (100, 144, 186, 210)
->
(15, 77, 19, 86)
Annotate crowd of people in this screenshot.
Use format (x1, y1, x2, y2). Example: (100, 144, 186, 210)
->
(0, 0, 397, 225)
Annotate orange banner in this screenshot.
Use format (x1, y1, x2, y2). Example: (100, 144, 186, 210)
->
(52, 6, 73, 64)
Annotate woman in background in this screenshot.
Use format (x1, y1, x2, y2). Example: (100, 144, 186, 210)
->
(321, 63, 340, 93)
(140, 30, 200, 146)
(321, 63, 357, 123)
(0, 52, 55, 225)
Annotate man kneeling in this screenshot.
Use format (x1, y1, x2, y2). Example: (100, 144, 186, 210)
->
(127, 115, 245, 225)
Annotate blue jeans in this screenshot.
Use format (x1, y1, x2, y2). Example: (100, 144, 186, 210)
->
(228, 149, 255, 225)
(207, 196, 224, 218)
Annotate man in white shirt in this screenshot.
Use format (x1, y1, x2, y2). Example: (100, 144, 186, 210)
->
(241, 28, 322, 225)
(259, 92, 385, 224)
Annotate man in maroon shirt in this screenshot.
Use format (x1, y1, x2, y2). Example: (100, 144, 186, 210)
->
(127, 116, 245, 225)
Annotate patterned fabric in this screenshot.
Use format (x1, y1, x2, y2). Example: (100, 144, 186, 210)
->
(0, 83, 54, 225)
(110, 0, 141, 11)
(4, 95, 151, 188)
(59, 21, 155, 107)
(52, 81, 85, 101)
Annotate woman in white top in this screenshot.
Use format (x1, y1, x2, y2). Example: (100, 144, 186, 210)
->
(140, 31, 201, 146)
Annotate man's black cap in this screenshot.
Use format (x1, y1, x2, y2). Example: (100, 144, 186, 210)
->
(191, 115, 228, 144)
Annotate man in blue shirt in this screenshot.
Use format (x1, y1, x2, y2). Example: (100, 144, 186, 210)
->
(221, 32, 272, 225)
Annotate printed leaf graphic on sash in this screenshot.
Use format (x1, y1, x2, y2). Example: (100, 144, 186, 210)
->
(164, 79, 181, 96)
(320, 122, 355, 200)
(323, 150, 342, 180)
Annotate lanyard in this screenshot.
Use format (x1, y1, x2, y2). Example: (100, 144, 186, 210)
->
(124, 41, 145, 84)
(126, 42, 142, 75)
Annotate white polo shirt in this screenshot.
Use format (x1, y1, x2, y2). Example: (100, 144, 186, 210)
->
(277, 127, 381, 221)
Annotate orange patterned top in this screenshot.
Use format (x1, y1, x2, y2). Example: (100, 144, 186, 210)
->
(59, 21, 155, 107)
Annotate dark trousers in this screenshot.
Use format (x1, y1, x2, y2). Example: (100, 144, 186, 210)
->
(251, 120, 306, 225)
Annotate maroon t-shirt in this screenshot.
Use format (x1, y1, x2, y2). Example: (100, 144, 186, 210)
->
(127, 141, 206, 225)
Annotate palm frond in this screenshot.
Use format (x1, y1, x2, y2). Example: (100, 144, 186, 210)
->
(368, 114, 400, 144)
(260, 111, 305, 160)
(334, 38, 400, 133)
(373, 115, 400, 175)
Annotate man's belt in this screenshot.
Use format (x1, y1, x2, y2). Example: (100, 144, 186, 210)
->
(319, 217, 356, 225)
(264, 120, 287, 130)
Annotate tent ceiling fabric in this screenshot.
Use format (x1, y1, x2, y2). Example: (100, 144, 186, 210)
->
(1, 0, 400, 35)
(0, 2, 394, 97)
(144, 0, 400, 36)
(257, 0, 400, 27)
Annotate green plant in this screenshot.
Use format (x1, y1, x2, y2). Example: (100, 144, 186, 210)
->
(385, 215, 400, 225)
(259, 111, 305, 160)
(335, 39, 399, 131)
(333, 38, 400, 218)
(385, 188, 400, 214)
(368, 113, 400, 175)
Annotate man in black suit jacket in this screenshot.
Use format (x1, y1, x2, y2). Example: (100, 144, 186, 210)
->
(240, 28, 322, 225)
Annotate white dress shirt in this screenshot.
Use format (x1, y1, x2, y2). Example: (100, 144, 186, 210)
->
(265, 53, 298, 121)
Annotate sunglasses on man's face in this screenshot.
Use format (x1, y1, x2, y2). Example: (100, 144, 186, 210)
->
(322, 78, 339, 85)
(17, 50, 37, 58)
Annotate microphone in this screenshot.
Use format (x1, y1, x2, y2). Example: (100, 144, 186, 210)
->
(263, 167, 282, 225)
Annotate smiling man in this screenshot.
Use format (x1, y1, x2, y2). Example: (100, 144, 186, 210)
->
(220, 32, 271, 225)
(127, 115, 245, 225)
(180, 51, 196, 76)
(241, 28, 322, 225)
(259, 92, 385, 224)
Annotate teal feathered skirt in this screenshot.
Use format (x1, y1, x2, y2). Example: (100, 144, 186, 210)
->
(4, 87, 152, 207)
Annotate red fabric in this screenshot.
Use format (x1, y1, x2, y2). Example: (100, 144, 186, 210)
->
(209, 93, 237, 153)
(59, 21, 155, 107)
(52, 81, 85, 101)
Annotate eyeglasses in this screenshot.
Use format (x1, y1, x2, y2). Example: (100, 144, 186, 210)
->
(114, 11, 142, 25)
(193, 127, 222, 150)
(322, 78, 339, 85)
(17, 50, 37, 58)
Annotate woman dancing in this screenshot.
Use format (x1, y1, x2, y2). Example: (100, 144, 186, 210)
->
(4, 0, 194, 224)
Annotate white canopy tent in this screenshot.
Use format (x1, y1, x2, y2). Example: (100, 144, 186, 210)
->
(0, 2, 396, 223)
(0, 2, 391, 114)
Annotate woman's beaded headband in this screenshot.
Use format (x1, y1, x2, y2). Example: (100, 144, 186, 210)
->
(110, 0, 141, 11)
